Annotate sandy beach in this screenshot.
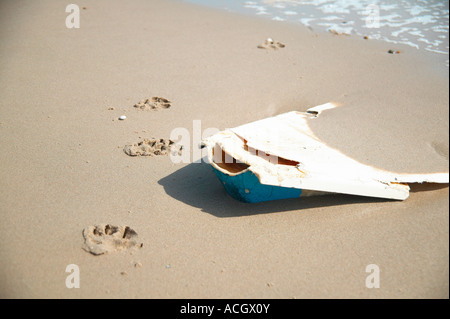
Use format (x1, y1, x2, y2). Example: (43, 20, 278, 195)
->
(0, 0, 448, 299)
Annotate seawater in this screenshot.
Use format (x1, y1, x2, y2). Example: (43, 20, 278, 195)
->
(183, 0, 449, 68)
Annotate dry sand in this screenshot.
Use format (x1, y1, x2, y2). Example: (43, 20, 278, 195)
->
(0, 0, 448, 298)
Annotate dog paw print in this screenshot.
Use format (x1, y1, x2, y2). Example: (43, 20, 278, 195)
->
(123, 138, 183, 157)
(82, 224, 143, 256)
(257, 38, 285, 50)
(134, 97, 171, 110)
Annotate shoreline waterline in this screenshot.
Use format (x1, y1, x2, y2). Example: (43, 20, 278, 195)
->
(182, 0, 449, 68)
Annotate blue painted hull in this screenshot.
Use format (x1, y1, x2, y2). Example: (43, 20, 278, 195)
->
(211, 166, 302, 203)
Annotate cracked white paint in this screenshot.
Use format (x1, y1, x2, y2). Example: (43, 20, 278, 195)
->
(202, 102, 449, 200)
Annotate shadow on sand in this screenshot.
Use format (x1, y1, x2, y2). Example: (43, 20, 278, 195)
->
(158, 162, 392, 218)
(409, 182, 448, 193)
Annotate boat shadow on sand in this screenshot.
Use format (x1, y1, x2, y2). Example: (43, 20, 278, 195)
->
(156, 161, 437, 218)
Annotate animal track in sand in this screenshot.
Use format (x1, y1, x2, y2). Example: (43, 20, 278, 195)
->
(257, 38, 285, 50)
(123, 138, 183, 157)
(429, 141, 449, 160)
(82, 224, 143, 256)
(134, 97, 171, 110)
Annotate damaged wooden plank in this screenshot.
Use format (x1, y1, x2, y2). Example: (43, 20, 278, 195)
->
(201, 103, 449, 203)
